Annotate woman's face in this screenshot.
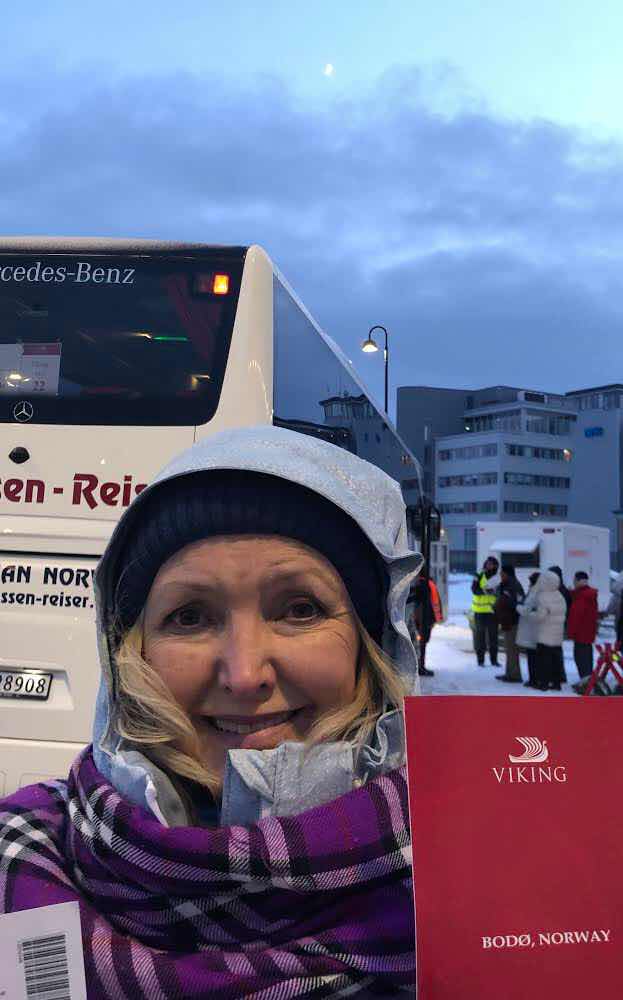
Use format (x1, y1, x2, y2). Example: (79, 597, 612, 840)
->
(142, 535, 360, 782)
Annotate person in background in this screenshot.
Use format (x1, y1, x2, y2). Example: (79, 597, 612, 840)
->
(548, 565, 570, 684)
(605, 570, 623, 645)
(471, 556, 501, 667)
(407, 567, 443, 677)
(516, 571, 540, 687)
(548, 565, 572, 618)
(567, 571, 599, 685)
(530, 570, 567, 691)
(494, 564, 525, 683)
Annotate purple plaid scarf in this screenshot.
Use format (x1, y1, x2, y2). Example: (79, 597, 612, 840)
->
(1, 748, 415, 998)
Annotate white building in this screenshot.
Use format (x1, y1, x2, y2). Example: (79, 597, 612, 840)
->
(398, 383, 623, 570)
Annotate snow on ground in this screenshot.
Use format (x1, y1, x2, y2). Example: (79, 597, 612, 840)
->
(419, 574, 615, 697)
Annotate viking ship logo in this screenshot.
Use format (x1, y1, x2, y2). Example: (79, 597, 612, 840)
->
(508, 737, 549, 764)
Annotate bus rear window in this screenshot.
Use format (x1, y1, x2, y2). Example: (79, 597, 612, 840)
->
(0, 252, 244, 425)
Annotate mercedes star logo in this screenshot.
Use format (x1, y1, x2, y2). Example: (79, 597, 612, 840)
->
(13, 400, 34, 423)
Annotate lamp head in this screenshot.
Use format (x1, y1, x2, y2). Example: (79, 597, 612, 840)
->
(361, 337, 379, 353)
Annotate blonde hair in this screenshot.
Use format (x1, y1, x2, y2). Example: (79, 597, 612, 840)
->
(113, 615, 407, 796)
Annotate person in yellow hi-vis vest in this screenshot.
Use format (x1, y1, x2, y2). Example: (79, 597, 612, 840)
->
(471, 556, 501, 666)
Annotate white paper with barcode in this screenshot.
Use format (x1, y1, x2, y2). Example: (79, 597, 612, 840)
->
(0, 901, 87, 1000)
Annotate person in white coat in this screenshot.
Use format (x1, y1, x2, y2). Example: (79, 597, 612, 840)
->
(516, 571, 540, 688)
(606, 571, 623, 645)
(528, 570, 567, 691)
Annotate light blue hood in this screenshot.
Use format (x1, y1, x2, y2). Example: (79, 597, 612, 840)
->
(92, 425, 423, 826)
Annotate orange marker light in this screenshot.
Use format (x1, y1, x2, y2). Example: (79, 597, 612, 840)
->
(213, 273, 230, 295)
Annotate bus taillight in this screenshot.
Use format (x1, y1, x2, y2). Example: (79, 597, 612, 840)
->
(193, 272, 230, 295)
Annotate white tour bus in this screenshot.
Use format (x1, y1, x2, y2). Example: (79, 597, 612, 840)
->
(0, 238, 423, 796)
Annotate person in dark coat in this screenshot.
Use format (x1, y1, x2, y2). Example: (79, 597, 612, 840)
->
(548, 565, 570, 684)
(407, 569, 442, 677)
(495, 564, 525, 683)
(567, 571, 599, 681)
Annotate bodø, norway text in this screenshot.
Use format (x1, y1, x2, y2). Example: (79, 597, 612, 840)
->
(482, 930, 612, 949)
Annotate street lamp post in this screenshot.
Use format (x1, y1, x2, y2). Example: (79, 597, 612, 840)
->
(361, 324, 389, 414)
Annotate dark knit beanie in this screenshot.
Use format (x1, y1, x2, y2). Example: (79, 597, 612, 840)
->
(112, 470, 387, 643)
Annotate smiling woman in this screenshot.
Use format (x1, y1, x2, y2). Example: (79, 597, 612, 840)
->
(115, 531, 405, 812)
(0, 425, 421, 998)
(139, 536, 361, 767)
(110, 464, 407, 820)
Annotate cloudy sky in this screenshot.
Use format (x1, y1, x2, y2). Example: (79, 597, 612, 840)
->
(3, 1, 623, 414)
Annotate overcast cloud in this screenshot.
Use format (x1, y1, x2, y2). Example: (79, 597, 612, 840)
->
(1, 64, 622, 408)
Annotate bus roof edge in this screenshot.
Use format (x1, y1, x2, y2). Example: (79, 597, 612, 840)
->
(0, 237, 250, 255)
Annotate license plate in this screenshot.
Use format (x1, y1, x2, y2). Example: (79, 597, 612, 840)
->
(0, 670, 52, 700)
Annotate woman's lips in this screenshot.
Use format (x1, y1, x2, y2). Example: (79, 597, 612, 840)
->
(210, 710, 298, 735)
(199, 708, 309, 750)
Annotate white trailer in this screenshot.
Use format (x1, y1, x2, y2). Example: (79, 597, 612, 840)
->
(476, 521, 611, 609)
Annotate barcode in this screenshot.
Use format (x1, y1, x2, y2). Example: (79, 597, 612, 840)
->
(19, 933, 71, 1000)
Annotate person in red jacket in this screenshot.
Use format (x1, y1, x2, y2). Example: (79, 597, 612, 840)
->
(567, 571, 599, 680)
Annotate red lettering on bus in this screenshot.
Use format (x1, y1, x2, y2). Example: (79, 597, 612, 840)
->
(122, 475, 132, 506)
(100, 482, 121, 506)
(71, 473, 148, 508)
(72, 473, 98, 509)
(4, 479, 23, 502)
(25, 479, 45, 503)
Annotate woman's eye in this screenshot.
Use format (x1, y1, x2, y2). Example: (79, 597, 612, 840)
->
(285, 599, 323, 622)
(168, 605, 211, 629)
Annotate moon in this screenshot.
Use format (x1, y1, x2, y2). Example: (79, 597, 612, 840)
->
(323, 63, 335, 77)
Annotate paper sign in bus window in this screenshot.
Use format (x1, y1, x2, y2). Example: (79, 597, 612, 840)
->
(0, 342, 61, 396)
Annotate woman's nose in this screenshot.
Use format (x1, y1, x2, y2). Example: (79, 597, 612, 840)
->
(215, 616, 275, 699)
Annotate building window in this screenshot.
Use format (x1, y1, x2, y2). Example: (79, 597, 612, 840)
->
(525, 411, 575, 435)
(465, 410, 521, 434)
(439, 472, 498, 488)
(439, 501, 498, 514)
(464, 528, 477, 550)
(603, 392, 619, 410)
(505, 443, 571, 461)
(503, 473, 570, 489)
(503, 501, 568, 517)
(579, 394, 602, 410)
(438, 443, 498, 461)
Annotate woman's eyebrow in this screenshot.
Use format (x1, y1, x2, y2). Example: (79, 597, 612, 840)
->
(152, 565, 341, 598)
(265, 566, 340, 592)
(150, 580, 223, 598)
